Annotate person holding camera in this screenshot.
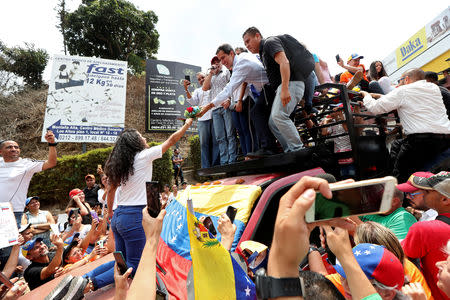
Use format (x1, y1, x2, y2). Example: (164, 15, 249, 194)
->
(184, 72, 219, 168)
(202, 56, 237, 165)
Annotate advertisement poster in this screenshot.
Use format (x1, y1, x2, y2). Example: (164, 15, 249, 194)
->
(0, 203, 19, 249)
(42, 54, 127, 143)
(145, 59, 201, 132)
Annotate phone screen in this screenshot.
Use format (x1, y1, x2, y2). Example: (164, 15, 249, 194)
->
(312, 183, 386, 222)
(203, 217, 217, 236)
(226, 206, 237, 224)
(335, 54, 340, 62)
(185, 75, 190, 82)
(113, 251, 128, 275)
(146, 181, 161, 218)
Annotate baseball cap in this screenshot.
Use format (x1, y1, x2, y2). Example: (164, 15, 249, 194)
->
(211, 56, 220, 64)
(18, 223, 31, 234)
(63, 238, 79, 263)
(347, 53, 364, 61)
(64, 232, 80, 247)
(22, 237, 43, 257)
(397, 171, 434, 193)
(25, 196, 39, 206)
(410, 171, 450, 198)
(333, 243, 404, 290)
(69, 188, 83, 199)
(85, 174, 95, 180)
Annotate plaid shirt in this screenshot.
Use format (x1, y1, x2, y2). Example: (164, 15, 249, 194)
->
(210, 66, 230, 101)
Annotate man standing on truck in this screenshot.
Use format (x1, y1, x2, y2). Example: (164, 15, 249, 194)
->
(361, 68, 450, 182)
(242, 27, 315, 153)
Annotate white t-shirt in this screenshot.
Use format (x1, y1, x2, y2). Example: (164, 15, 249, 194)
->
(117, 145, 163, 206)
(0, 158, 44, 212)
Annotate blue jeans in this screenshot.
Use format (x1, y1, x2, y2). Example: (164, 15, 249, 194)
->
(269, 81, 305, 152)
(84, 260, 114, 290)
(212, 107, 237, 164)
(231, 108, 254, 156)
(250, 87, 277, 151)
(303, 72, 318, 113)
(197, 119, 220, 168)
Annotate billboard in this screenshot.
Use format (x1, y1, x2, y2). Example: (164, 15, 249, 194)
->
(42, 54, 127, 143)
(384, 6, 450, 79)
(145, 59, 201, 132)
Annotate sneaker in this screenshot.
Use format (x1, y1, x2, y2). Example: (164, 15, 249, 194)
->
(44, 275, 74, 300)
(61, 276, 88, 300)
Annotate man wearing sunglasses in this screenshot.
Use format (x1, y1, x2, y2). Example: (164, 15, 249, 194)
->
(397, 171, 438, 222)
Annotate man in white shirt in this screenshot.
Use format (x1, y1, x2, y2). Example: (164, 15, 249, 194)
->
(198, 44, 277, 157)
(361, 68, 450, 182)
(183, 72, 219, 168)
(0, 131, 58, 227)
(202, 56, 237, 165)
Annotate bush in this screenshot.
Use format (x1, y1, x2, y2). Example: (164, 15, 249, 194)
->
(29, 142, 173, 209)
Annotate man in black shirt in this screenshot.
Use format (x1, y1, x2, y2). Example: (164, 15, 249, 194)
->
(425, 71, 450, 120)
(23, 235, 64, 290)
(243, 27, 315, 153)
(83, 174, 100, 207)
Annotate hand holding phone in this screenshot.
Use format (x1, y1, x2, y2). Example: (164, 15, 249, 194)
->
(305, 176, 397, 223)
(146, 182, 161, 218)
(335, 54, 341, 63)
(90, 210, 99, 222)
(113, 251, 129, 275)
(226, 206, 237, 224)
(185, 75, 191, 82)
(202, 216, 217, 236)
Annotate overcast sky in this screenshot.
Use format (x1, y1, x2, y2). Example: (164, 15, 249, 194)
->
(0, 0, 448, 81)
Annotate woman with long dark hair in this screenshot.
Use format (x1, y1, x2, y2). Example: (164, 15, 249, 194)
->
(369, 61, 394, 94)
(104, 120, 193, 276)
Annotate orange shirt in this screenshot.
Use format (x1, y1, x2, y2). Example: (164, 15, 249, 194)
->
(326, 259, 434, 300)
(339, 64, 368, 83)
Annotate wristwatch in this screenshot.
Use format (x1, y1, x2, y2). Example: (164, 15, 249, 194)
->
(255, 274, 304, 299)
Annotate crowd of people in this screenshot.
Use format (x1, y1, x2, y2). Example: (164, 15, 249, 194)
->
(0, 25, 449, 300)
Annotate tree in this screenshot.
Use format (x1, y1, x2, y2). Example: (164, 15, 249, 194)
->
(60, 0, 159, 74)
(0, 41, 49, 89)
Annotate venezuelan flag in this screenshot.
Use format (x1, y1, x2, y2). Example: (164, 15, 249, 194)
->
(157, 185, 261, 300)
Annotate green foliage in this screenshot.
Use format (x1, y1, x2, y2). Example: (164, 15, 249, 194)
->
(188, 135, 201, 173)
(0, 41, 49, 89)
(29, 142, 173, 208)
(61, 0, 159, 74)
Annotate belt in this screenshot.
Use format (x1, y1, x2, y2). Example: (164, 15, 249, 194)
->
(408, 133, 450, 139)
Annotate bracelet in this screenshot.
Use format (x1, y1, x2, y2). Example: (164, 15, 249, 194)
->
(48, 142, 58, 147)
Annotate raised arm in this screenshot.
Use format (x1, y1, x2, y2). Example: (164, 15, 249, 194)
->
(41, 234, 64, 280)
(42, 130, 57, 171)
(127, 208, 166, 299)
(161, 118, 193, 154)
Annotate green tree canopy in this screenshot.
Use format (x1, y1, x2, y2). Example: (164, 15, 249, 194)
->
(0, 41, 49, 89)
(61, 0, 159, 74)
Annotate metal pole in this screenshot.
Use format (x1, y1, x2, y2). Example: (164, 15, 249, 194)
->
(82, 143, 86, 153)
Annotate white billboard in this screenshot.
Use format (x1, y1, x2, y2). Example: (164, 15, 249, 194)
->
(42, 54, 127, 143)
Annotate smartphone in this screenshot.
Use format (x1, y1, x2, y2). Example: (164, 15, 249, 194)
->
(202, 216, 217, 236)
(50, 224, 60, 236)
(72, 208, 79, 219)
(226, 206, 237, 224)
(0, 272, 13, 289)
(305, 176, 397, 223)
(97, 239, 104, 248)
(335, 54, 340, 62)
(184, 75, 190, 82)
(90, 210, 99, 222)
(146, 181, 161, 218)
(113, 251, 128, 275)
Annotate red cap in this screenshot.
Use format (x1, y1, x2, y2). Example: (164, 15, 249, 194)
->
(211, 56, 220, 64)
(397, 171, 434, 193)
(69, 188, 83, 199)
